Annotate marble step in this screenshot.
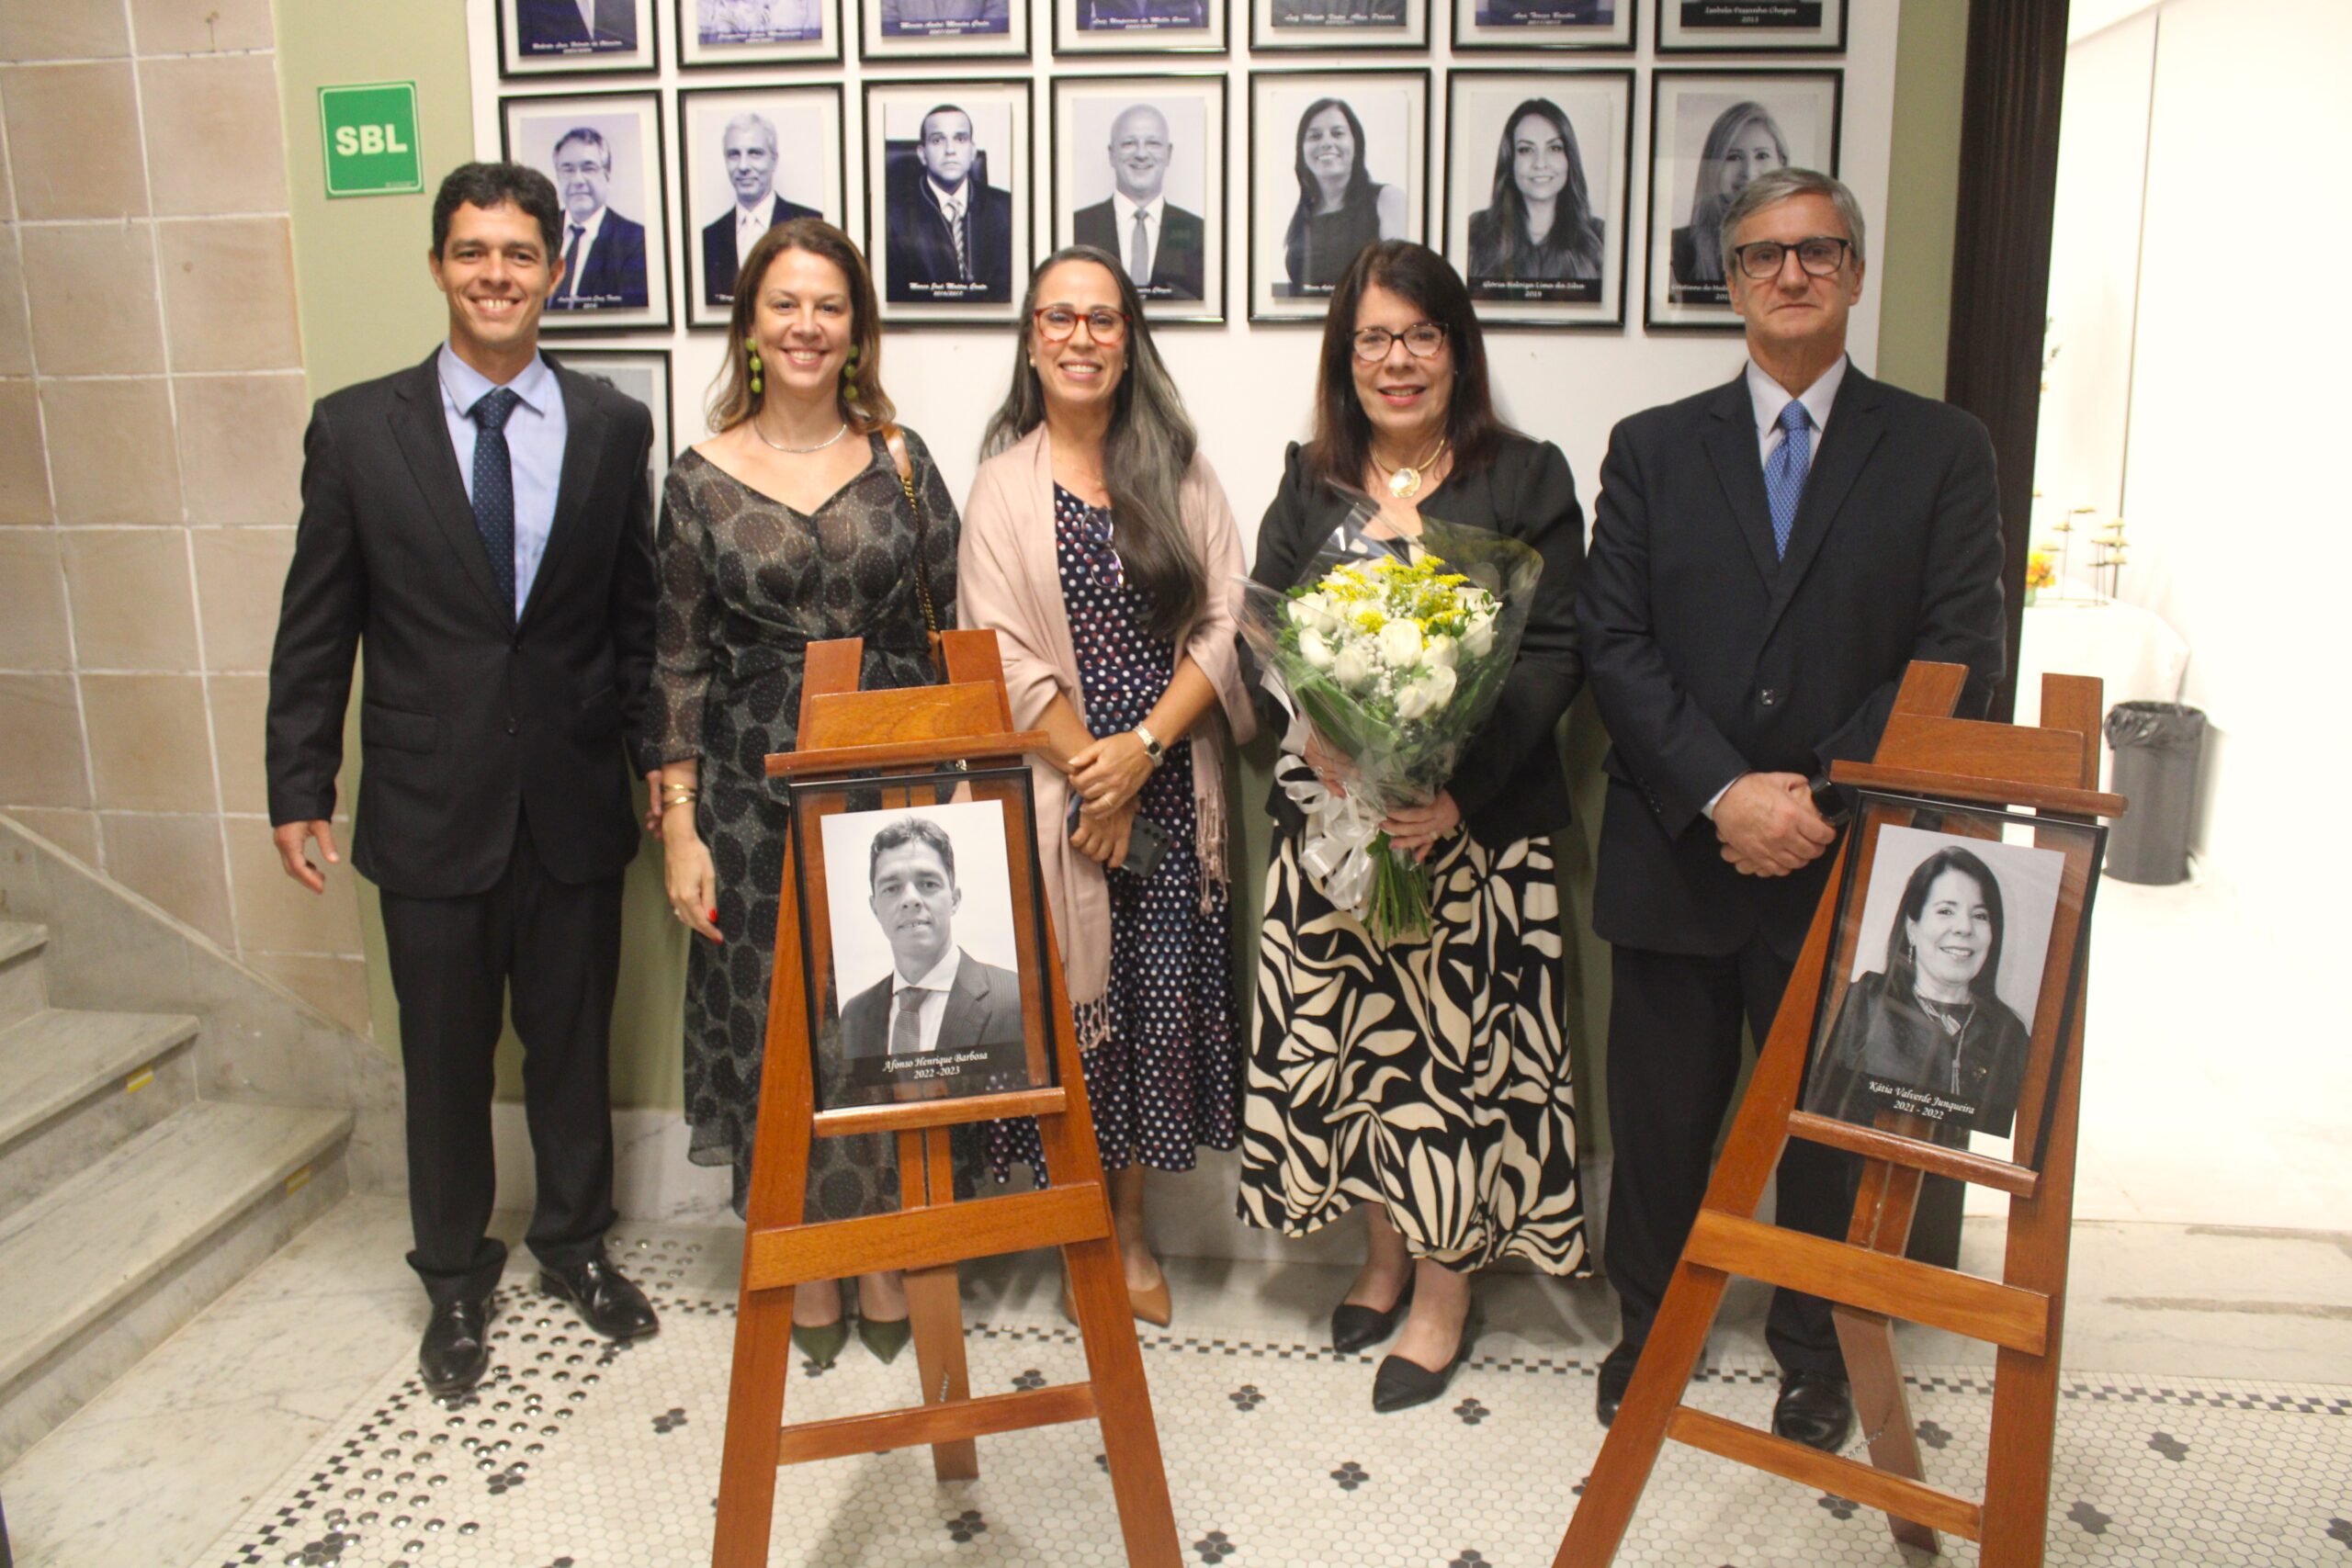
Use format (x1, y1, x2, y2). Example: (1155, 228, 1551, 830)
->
(0, 1100, 352, 1467)
(0, 1010, 199, 1220)
(0, 920, 45, 1031)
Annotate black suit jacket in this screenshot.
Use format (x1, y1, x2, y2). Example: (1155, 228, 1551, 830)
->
(553, 210, 649, 310)
(1245, 434, 1586, 850)
(266, 352, 658, 898)
(701, 194, 823, 307)
(1070, 198, 1205, 301)
(884, 169, 1012, 302)
(1578, 366, 2007, 958)
(518, 0, 637, 49)
(837, 950, 1025, 1059)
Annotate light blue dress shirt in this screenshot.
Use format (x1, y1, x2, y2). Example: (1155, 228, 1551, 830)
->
(436, 343, 567, 618)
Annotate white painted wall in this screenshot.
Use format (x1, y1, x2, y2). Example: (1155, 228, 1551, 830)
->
(464, 0, 1901, 538)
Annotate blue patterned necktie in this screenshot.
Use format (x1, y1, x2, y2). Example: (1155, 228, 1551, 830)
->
(1764, 398, 1813, 560)
(469, 387, 521, 611)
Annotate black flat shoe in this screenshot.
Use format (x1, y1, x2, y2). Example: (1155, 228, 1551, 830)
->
(1772, 1370, 1854, 1452)
(540, 1255, 659, 1342)
(1370, 1309, 1477, 1414)
(1596, 1339, 1640, 1428)
(1330, 1274, 1417, 1355)
(420, 1296, 492, 1397)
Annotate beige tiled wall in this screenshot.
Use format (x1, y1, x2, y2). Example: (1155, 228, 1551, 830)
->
(0, 2, 368, 1036)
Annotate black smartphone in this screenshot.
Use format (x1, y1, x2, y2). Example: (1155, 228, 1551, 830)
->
(1068, 793, 1171, 880)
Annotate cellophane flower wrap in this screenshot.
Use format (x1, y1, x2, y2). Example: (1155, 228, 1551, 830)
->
(1240, 514, 1543, 943)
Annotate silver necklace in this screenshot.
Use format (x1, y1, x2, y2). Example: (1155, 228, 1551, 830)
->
(752, 417, 849, 455)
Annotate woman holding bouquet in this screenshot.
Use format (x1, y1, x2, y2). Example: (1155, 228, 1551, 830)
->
(959, 247, 1257, 1325)
(1236, 240, 1589, 1412)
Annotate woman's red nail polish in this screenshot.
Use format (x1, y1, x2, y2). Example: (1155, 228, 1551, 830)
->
(707, 909, 719, 922)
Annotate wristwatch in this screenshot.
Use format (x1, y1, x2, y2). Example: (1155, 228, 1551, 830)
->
(1806, 773, 1851, 829)
(1133, 724, 1165, 767)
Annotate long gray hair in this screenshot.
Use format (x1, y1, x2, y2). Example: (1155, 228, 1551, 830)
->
(980, 246, 1204, 640)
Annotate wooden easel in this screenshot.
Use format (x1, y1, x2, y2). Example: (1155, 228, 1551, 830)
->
(710, 629, 1182, 1568)
(1555, 662, 2126, 1568)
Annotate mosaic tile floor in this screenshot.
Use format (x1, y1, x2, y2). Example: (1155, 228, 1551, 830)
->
(193, 1234, 2352, 1568)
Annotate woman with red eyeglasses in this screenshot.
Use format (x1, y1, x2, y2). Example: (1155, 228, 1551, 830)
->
(957, 246, 1256, 1326)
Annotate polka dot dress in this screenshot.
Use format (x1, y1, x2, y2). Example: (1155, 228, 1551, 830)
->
(986, 486, 1241, 1179)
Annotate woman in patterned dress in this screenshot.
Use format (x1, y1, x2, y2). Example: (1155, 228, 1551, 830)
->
(1236, 241, 1589, 1411)
(958, 247, 1256, 1324)
(641, 220, 963, 1367)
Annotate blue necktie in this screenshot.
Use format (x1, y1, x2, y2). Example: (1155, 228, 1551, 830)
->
(469, 387, 521, 612)
(1765, 399, 1812, 560)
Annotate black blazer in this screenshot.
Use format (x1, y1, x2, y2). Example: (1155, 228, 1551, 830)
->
(266, 351, 658, 898)
(518, 0, 637, 49)
(701, 194, 822, 307)
(1246, 434, 1586, 850)
(552, 210, 649, 310)
(1578, 366, 2007, 958)
(837, 951, 1025, 1059)
(1069, 198, 1205, 301)
(883, 168, 1013, 302)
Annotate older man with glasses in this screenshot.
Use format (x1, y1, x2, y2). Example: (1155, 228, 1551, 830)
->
(1577, 167, 2007, 1452)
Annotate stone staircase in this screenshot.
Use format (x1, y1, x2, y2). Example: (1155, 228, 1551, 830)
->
(0, 920, 352, 1469)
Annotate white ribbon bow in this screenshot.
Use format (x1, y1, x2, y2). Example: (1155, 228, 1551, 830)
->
(1283, 766, 1384, 921)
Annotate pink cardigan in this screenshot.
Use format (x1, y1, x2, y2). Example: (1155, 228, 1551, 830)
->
(957, 424, 1257, 1044)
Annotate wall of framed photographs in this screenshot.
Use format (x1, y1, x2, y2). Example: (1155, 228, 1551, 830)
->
(467, 0, 1899, 518)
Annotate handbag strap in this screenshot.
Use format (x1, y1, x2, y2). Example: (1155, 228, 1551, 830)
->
(881, 424, 941, 642)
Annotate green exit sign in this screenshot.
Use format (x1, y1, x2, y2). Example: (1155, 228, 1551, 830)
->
(319, 81, 422, 198)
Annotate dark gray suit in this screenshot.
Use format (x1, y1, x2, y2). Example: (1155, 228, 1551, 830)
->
(837, 949, 1024, 1062)
(1071, 197, 1205, 301)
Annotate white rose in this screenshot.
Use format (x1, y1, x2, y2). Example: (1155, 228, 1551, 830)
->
(1298, 626, 1336, 671)
(1377, 619, 1424, 667)
(1461, 612, 1496, 659)
(1333, 639, 1375, 692)
(1421, 634, 1458, 670)
(1395, 681, 1433, 721)
(1415, 663, 1459, 715)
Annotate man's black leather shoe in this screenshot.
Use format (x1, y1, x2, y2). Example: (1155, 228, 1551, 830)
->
(420, 1297, 492, 1396)
(1595, 1340, 1639, 1427)
(540, 1255, 659, 1341)
(1772, 1370, 1854, 1452)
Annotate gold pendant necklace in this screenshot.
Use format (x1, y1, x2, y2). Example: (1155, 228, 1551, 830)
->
(1380, 434, 1448, 501)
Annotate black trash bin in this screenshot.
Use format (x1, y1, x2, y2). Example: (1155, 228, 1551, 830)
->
(2102, 702, 2205, 885)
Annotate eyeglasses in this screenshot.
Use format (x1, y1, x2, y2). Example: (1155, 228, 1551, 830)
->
(1034, 305, 1130, 344)
(1351, 321, 1447, 363)
(1731, 236, 1852, 281)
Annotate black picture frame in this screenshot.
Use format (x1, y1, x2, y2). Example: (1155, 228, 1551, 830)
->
(1441, 67, 1634, 330)
(1249, 0, 1431, 51)
(1050, 73, 1229, 326)
(1247, 68, 1431, 325)
(500, 88, 676, 333)
(1452, 0, 1634, 54)
(858, 0, 1033, 62)
(547, 346, 674, 506)
(676, 0, 845, 67)
(1642, 66, 1840, 333)
(498, 0, 661, 78)
(1656, 0, 1847, 55)
(678, 84, 848, 330)
(1052, 0, 1229, 56)
(863, 77, 1036, 327)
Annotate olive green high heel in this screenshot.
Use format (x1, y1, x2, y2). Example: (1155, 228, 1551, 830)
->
(790, 1318, 851, 1368)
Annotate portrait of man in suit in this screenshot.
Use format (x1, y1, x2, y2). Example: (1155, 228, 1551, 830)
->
(548, 128, 649, 311)
(883, 104, 1014, 303)
(517, 0, 639, 52)
(1070, 103, 1205, 302)
(266, 162, 662, 1400)
(700, 112, 820, 308)
(833, 817, 1026, 1086)
(1578, 166, 2005, 1455)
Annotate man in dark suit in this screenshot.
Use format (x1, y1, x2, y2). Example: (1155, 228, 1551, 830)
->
(517, 0, 638, 51)
(834, 818, 1024, 1076)
(1069, 103, 1205, 302)
(548, 128, 648, 311)
(266, 162, 662, 1398)
(883, 105, 1013, 303)
(699, 112, 820, 310)
(1579, 168, 2005, 1451)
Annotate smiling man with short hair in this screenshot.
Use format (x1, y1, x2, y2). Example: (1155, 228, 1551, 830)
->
(1071, 102, 1206, 301)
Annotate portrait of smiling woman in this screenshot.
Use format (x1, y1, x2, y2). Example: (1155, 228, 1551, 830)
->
(1283, 97, 1409, 293)
(1466, 96, 1604, 293)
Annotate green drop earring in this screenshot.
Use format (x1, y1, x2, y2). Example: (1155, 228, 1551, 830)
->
(842, 344, 860, 404)
(747, 344, 763, 397)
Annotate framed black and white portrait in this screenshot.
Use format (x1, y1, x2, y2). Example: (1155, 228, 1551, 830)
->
(1442, 69, 1632, 328)
(553, 348, 674, 504)
(1051, 75, 1227, 324)
(1644, 69, 1838, 332)
(1453, 0, 1634, 53)
(1053, 0, 1227, 56)
(499, 0, 658, 76)
(501, 90, 673, 333)
(677, 0, 842, 67)
(859, 0, 1031, 62)
(1250, 0, 1429, 51)
(1248, 70, 1429, 324)
(865, 79, 1034, 325)
(1657, 0, 1846, 54)
(679, 85, 845, 329)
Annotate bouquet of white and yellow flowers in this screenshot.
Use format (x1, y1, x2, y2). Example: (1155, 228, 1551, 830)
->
(1241, 517, 1542, 942)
